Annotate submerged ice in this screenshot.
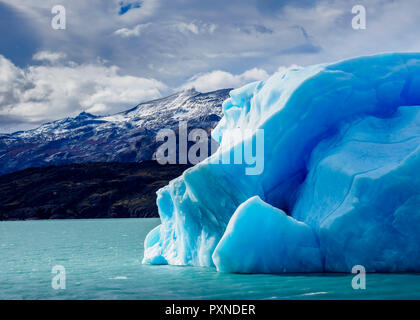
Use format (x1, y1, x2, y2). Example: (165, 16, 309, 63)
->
(143, 53, 420, 273)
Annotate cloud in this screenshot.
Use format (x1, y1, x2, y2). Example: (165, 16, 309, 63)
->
(280, 42, 322, 55)
(0, 54, 167, 132)
(3, 0, 420, 132)
(178, 22, 199, 35)
(114, 20, 216, 39)
(277, 64, 303, 73)
(181, 64, 304, 92)
(32, 51, 67, 63)
(181, 68, 270, 92)
(256, 0, 318, 15)
(114, 23, 151, 37)
(239, 24, 274, 35)
(7, 0, 420, 90)
(177, 21, 217, 35)
(278, 25, 322, 55)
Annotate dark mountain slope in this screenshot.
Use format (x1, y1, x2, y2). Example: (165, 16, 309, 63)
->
(0, 161, 190, 220)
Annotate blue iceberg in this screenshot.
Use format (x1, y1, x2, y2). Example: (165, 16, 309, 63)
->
(143, 53, 420, 273)
(212, 196, 323, 273)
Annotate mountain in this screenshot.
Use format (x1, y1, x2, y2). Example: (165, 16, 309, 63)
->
(0, 88, 230, 175)
(0, 161, 190, 220)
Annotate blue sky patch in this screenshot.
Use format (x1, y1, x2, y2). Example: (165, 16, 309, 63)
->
(119, 1, 142, 15)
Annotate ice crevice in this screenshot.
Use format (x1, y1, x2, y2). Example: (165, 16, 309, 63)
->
(143, 53, 420, 273)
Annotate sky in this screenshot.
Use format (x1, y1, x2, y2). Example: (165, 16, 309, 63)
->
(1, 0, 420, 133)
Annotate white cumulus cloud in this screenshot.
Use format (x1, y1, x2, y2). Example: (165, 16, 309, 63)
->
(114, 23, 152, 38)
(0, 54, 167, 132)
(181, 68, 270, 92)
(32, 51, 67, 63)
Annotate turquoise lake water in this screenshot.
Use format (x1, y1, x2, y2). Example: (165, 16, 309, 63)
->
(0, 218, 419, 300)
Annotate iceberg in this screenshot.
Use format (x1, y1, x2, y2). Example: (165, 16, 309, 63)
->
(143, 53, 420, 273)
(212, 196, 323, 273)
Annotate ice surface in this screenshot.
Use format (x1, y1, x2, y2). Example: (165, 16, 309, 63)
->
(143, 53, 420, 273)
(212, 196, 322, 273)
(293, 106, 420, 272)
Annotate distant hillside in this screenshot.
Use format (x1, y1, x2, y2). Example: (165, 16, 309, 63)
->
(0, 88, 230, 175)
(0, 161, 190, 220)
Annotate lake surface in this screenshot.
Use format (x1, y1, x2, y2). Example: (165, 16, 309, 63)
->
(0, 218, 419, 300)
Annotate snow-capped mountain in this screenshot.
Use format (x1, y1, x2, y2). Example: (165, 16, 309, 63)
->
(0, 88, 230, 175)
